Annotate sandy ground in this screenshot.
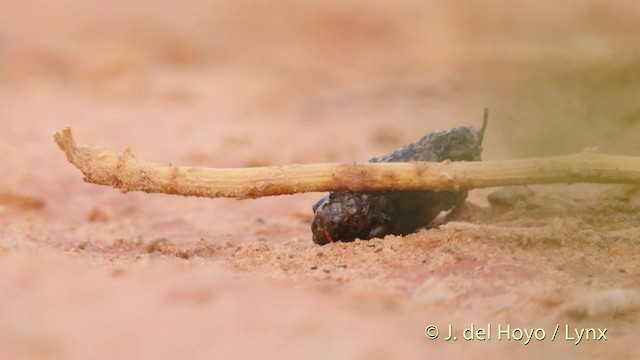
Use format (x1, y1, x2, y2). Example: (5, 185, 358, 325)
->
(1, 1, 640, 359)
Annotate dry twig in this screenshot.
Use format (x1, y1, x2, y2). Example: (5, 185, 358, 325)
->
(53, 127, 640, 199)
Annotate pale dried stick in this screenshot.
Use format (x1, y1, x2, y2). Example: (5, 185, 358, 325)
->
(53, 127, 640, 200)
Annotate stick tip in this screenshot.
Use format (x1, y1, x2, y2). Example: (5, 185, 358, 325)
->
(53, 126, 77, 162)
(52, 125, 73, 145)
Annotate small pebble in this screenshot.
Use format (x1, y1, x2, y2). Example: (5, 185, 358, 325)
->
(488, 186, 535, 207)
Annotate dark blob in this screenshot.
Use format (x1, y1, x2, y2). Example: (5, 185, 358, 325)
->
(311, 126, 483, 245)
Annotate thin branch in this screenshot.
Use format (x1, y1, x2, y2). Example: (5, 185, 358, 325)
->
(479, 108, 489, 145)
(53, 127, 640, 199)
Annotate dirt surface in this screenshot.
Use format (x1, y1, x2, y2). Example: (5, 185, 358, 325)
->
(1, 1, 640, 359)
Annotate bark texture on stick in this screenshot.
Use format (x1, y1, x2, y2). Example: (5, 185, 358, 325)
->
(53, 127, 640, 199)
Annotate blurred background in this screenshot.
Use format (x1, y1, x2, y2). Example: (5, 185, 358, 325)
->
(2, 0, 640, 161)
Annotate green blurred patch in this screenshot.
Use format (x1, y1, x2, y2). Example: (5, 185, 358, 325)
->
(478, 60, 640, 157)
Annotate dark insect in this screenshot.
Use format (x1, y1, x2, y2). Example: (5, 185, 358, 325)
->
(311, 123, 486, 245)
